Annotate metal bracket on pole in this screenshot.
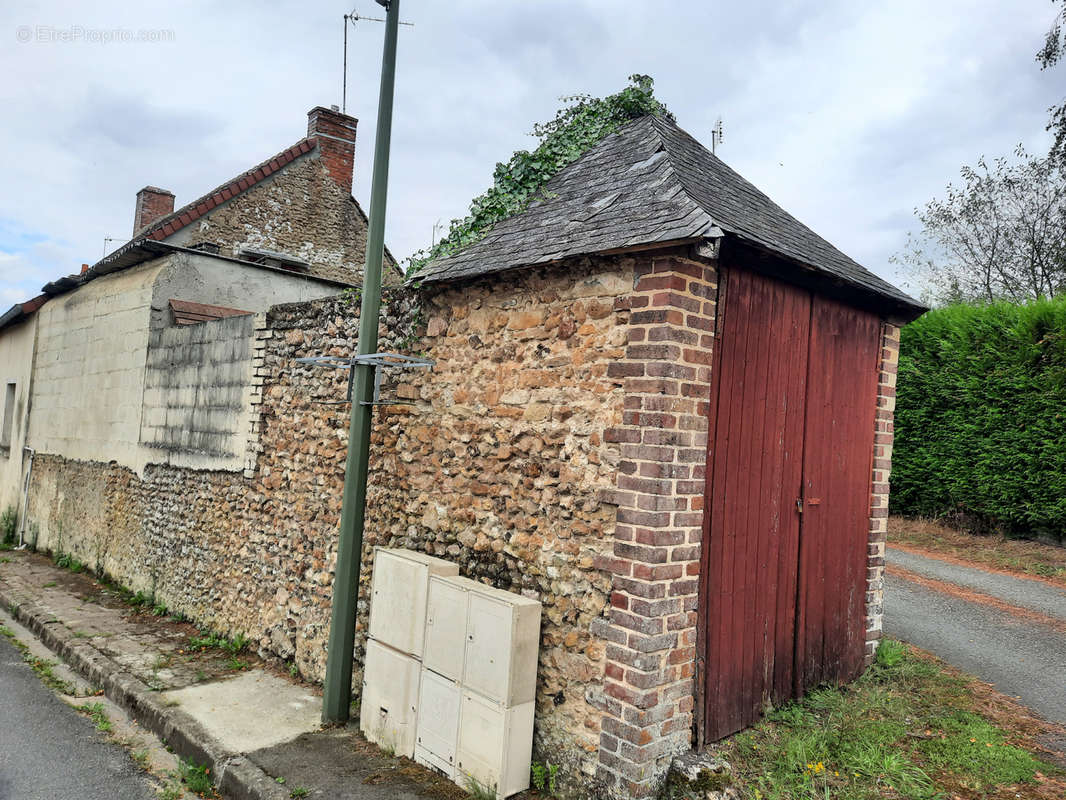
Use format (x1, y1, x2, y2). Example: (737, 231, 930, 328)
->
(295, 352, 434, 405)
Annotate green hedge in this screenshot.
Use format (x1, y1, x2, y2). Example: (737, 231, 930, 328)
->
(891, 298, 1066, 541)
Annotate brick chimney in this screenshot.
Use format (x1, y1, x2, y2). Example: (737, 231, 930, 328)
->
(307, 105, 357, 195)
(133, 186, 175, 235)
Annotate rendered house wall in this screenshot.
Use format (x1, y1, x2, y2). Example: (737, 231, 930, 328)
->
(0, 315, 39, 512)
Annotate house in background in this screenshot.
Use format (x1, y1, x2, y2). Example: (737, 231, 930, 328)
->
(0, 104, 395, 517)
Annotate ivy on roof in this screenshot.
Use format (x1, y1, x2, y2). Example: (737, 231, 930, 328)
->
(408, 74, 672, 275)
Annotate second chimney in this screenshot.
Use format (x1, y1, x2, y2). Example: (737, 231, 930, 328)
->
(307, 106, 358, 195)
(133, 186, 175, 236)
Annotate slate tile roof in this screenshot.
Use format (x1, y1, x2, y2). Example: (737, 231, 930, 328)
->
(417, 115, 921, 311)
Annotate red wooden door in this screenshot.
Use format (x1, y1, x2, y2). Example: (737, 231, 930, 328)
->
(700, 268, 811, 741)
(794, 295, 881, 691)
(700, 270, 881, 743)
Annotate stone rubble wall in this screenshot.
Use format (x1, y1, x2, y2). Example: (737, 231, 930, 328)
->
(165, 154, 400, 286)
(22, 254, 656, 792)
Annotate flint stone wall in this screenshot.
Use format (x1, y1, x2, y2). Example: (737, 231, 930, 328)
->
(23, 254, 657, 790)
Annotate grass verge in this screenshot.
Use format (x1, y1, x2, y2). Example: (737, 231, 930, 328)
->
(710, 639, 1064, 800)
(888, 516, 1066, 583)
(0, 623, 78, 694)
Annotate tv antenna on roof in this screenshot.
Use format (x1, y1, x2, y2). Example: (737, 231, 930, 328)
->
(342, 3, 414, 114)
(711, 117, 724, 155)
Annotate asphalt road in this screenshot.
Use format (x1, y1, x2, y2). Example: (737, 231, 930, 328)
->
(0, 636, 156, 800)
(884, 548, 1066, 729)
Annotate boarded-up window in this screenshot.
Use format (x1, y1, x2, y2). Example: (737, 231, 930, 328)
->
(169, 299, 252, 326)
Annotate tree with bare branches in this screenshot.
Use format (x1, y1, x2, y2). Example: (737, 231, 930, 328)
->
(895, 148, 1066, 304)
(1038, 0, 1066, 160)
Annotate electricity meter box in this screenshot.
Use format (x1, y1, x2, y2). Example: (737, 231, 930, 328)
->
(414, 667, 462, 779)
(360, 639, 420, 758)
(423, 575, 482, 680)
(456, 690, 536, 800)
(463, 584, 541, 706)
(368, 547, 459, 657)
(423, 576, 541, 705)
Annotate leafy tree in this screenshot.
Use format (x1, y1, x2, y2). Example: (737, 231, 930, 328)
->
(895, 147, 1066, 304)
(407, 75, 672, 274)
(1037, 0, 1066, 160)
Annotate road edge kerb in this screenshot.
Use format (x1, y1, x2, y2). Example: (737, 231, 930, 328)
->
(0, 576, 289, 800)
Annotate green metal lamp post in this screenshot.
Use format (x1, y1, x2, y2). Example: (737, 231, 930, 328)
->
(322, 0, 402, 724)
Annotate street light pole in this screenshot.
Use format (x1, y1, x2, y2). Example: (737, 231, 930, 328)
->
(322, 0, 401, 724)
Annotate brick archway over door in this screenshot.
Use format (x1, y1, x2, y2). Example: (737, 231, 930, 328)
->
(698, 266, 881, 743)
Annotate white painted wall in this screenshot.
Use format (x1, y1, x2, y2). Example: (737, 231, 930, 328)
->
(0, 314, 38, 516)
(25, 251, 342, 476)
(28, 263, 164, 471)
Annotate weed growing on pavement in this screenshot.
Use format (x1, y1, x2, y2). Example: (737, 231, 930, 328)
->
(187, 629, 249, 664)
(2, 627, 77, 694)
(177, 757, 214, 795)
(464, 774, 498, 800)
(77, 701, 113, 733)
(289, 788, 310, 799)
(53, 552, 85, 573)
(531, 761, 560, 796)
(0, 505, 17, 545)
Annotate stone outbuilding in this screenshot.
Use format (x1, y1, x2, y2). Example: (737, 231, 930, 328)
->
(413, 114, 926, 796)
(5, 112, 925, 800)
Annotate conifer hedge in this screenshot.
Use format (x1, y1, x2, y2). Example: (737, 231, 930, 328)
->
(891, 298, 1066, 541)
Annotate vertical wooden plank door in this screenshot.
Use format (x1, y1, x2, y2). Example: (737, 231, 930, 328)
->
(700, 270, 882, 743)
(794, 296, 881, 692)
(700, 268, 810, 742)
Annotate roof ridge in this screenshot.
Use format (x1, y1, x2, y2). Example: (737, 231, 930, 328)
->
(647, 115, 917, 304)
(133, 137, 317, 243)
(641, 116, 718, 237)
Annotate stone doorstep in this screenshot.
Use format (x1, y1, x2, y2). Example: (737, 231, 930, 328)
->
(0, 570, 290, 800)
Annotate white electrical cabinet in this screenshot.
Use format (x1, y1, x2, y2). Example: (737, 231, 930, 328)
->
(363, 550, 541, 800)
(368, 548, 459, 658)
(456, 690, 535, 800)
(360, 639, 420, 758)
(414, 667, 462, 779)
(423, 575, 481, 680)
(463, 585, 542, 706)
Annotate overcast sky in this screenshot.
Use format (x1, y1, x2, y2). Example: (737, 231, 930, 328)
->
(0, 1, 1061, 307)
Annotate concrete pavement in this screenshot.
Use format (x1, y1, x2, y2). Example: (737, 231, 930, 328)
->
(0, 549, 465, 800)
